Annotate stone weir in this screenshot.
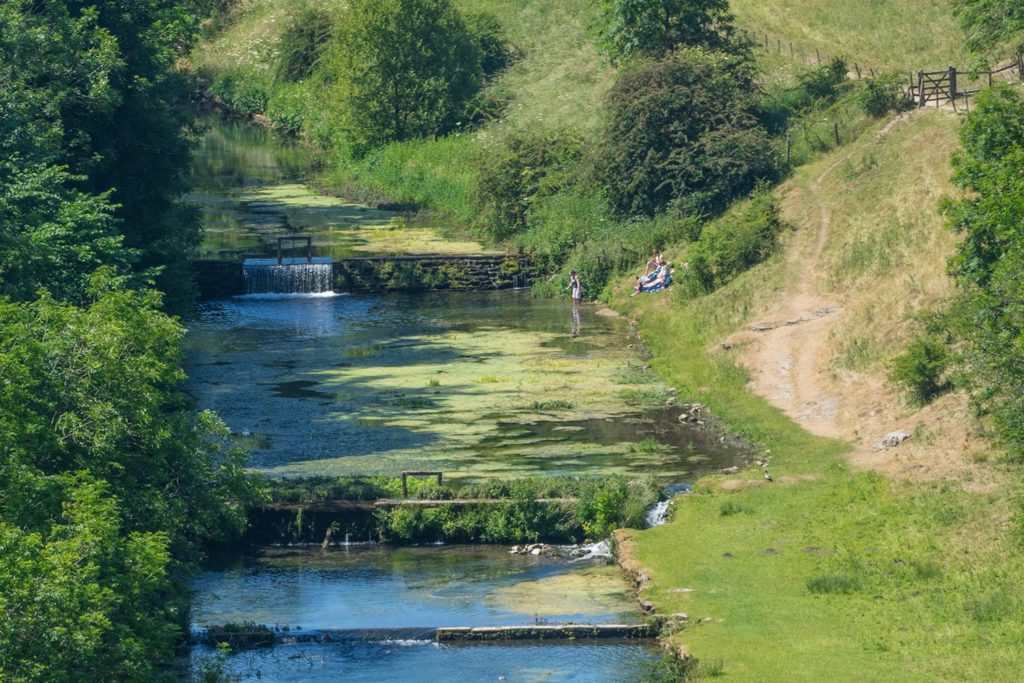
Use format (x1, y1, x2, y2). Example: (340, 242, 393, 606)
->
(193, 253, 535, 299)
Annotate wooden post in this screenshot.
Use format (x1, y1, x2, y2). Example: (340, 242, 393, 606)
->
(948, 66, 957, 103)
(987, 70, 993, 87)
(816, 48, 821, 64)
(764, 33, 769, 49)
(869, 67, 876, 78)
(854, 63, 862, 79)
(436, 472, 443, 487)
(401, 473, 409, 497)
(777, 38, 781, 53)
(785, 130, 792, 165)
(917, 71, 925, 108)
(790, 43, 794, 59)
(833, 122, 840, 146)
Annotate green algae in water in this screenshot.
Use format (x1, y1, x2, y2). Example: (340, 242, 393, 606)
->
(189, 119, 492, 260)
(187, 291, 746, 482)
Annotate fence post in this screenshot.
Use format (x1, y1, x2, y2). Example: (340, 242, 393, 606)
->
(833, 122, 840, 147)
(816, 48, 821, 64)
(786, 130, 792, 165)
(790, 42, 794, 59)
(1019, 52, 1024, 81)
(948, 66, 957, 103)
(917, 71, 925, 108)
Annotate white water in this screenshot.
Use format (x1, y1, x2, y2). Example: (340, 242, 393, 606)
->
(571, 540, 613, 562)
(243, 257, 333, 295)
(645, 500, 671, 528)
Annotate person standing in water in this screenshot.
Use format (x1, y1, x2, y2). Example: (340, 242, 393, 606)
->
(569, 271, 583, 337)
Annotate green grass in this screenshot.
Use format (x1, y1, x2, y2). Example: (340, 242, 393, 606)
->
(609, 112, 1024, 681)
(732, 0, 970, 71)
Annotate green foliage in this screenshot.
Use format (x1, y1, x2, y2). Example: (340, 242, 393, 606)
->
(944, 86, 1024, 455)
(474, 131, 584, 241)
(0, 0, 205, 310)
(464, 12, 518, 77)
(599, 47, 776, 219)
(889, 335, 950, 405)
(954, 0, 1024, 60)
(576, 476, 659, 538)
(857, 74, 908, 117)
(680, 190, 783, 296)
(758, 59, 849, 134)
(274, 4, 333, 83)
(326, 0, 484, 155)
(209, 70, 270, 116)
(597, 0, 743, 61)
(0, 477, 175, 682)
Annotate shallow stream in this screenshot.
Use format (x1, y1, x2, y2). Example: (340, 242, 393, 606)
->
(184, 120, 738, 680)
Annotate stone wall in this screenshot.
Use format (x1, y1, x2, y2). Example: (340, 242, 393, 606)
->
(194, 254, 536, 299)
(333, 254, 535, 292)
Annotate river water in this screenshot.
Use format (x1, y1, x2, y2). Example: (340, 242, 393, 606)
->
(183, 120, 735, 681)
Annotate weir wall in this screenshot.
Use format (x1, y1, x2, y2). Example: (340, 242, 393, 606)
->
(194, 254, 535, 299)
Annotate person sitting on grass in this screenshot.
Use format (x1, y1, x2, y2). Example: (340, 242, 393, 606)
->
(632, 261, 673, 295)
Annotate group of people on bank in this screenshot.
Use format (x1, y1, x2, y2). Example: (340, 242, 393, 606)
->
(632, 251, 673, 295)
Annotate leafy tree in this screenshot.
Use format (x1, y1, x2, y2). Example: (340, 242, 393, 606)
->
(598, 47, 776, 218)
(0, 477, 175, 683)
(598, 0, 743, 62)
(0, 0, 204, 310)
(944, 86, 1024, 455)
(327, 0, 483, 154)
(274, 4, 333, 83)
(0, 278, 257, 553)
(955, 0, 1024, 61)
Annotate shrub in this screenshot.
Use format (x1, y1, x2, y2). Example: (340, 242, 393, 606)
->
(209, 70, 269, 115)
(464, 12, 517, 77)
(274, 5, 333, 83)
(759, 58, 850, 133)
(597, 0, 743, 61)
(325, 0, 483, 155)
(798, 58, 848, 102)
(889, 335, 949, 405)
(679, 189, 783, 296)
(719, 500, 753, 516)
(858, 74, 907, 117)
(266, 84, 308, 137)
(475, 131, 583, 241)
(598, 47, 776, 219)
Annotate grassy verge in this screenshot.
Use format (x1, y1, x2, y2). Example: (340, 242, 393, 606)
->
(609, 114, 1024, 681)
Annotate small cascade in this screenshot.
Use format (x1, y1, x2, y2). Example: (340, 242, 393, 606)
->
(645, 500, 671, 528)
(570, 539, 613, 562)
(242, 257, 333, 295)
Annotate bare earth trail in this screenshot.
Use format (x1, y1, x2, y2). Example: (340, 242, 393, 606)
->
(725, 112, 1000, 488)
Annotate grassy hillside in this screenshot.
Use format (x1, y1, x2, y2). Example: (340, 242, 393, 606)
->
(613, 111, 1022, 681)
(732, 0, 969, 71)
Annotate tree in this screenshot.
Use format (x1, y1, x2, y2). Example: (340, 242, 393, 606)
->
(598, 47, 776, 218)
(327, 0, 483, 154)
(944, 86, 1024, 456)
(955, 0, 1024, 61)
(0, 278, 257, 553)
(598, 0, 743, 62)
(0, 0, 204, 310)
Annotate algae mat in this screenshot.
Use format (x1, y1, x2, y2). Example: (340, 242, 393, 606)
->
(189, 119, 491, 260)
(186, 290, 743, 481)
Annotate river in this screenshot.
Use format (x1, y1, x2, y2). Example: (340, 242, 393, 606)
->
(184, 120, 735, 681)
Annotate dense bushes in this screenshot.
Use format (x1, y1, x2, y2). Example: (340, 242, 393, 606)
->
(597, 0, 743, 61)
(599, 47, 777, 219)
(260, 475, 662, 544)
(943, 86, 1024, 456)
(679, 189, 783, 296)
(890, 335, 950, 405)
(274, 5, 332, 83)
(858, 74, 907, 117)
(474, 131, 584, 241)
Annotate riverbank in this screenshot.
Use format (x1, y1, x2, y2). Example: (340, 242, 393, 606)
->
(606, 120, 1024, 680)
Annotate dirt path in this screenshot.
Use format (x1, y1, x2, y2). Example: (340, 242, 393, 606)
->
(724, 111, 1001, 489)
(728, 152, 848, 441)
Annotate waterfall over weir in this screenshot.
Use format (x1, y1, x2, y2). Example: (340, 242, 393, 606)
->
(242, 257, 333, 295)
